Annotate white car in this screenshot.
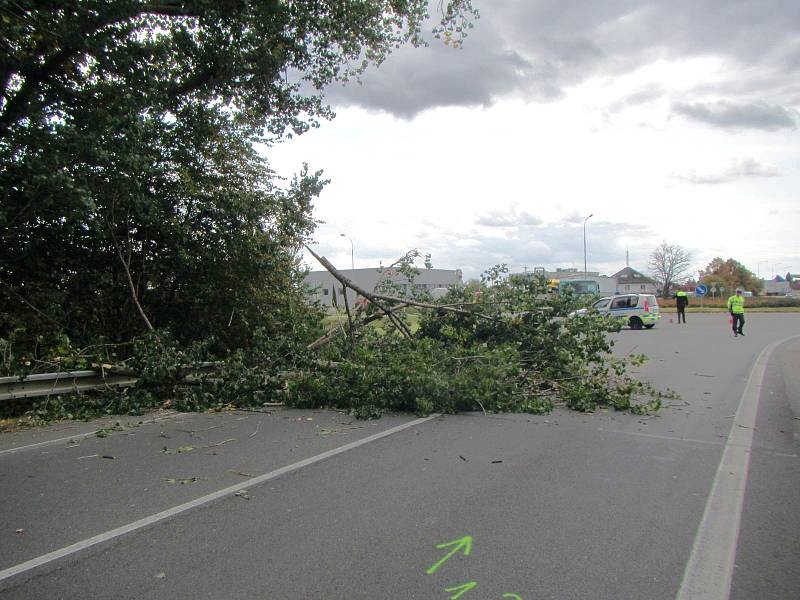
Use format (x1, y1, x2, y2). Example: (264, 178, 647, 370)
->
(571, 293, 661, 329)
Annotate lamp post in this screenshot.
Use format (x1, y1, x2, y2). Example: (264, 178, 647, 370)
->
(340, 233, 354, 270)
(583, 214, 593, 275)
(757, 260, 768, 280)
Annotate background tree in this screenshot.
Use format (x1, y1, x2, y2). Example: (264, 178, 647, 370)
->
(0, 1, 478, 370)
(648, 242, 693, 297)
(699, 258, 763, 296)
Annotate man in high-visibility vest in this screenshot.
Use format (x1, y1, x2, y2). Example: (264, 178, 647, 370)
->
(727, 288, 745, 337)
(675, 290, 689, 324)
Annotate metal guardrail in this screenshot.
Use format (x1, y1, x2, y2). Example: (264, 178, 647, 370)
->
(0, 362, 222, 402)
(0, 370, 138, 402)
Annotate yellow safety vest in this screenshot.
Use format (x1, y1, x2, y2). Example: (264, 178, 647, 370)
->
(727, 295, 745, 314)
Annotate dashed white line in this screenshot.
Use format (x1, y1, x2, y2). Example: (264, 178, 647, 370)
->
(0, 414, 439, 583)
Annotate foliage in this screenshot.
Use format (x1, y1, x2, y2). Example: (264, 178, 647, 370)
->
(700, 258, 763, 296)
(3, 259, 674, 425)
(0, 1, 478, 140)
(287, 268, 673, 418)
(1, 4, 668, 425)
(1, 1, 477, 372)
(648, 242, 693, 297)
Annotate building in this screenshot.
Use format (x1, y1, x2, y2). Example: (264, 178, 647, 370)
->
(762, 279, 791, 296)
(511, 267, 622, 295)
(305, 267, 463, 307)
(611, 267, 658, 294)
(544, 270, 617, 294)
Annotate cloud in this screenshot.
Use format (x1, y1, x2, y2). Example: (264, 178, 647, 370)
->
(674, 157, 781, 185)
(411, 215, 653, 279)
(607, 85, 665, 113)
(320, 1, 800, 119)
(559, 211, 587, 225)
(475, 207, 543, 228)
(324, 44, 551, 118)
(672, 101, 798, 131)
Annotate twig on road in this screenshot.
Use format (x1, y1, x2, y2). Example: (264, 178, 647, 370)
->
(203, 438, 236, 448)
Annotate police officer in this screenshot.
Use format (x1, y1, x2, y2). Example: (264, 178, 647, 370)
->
(674, 290, 689, 324)
(727, 288, 745, 337)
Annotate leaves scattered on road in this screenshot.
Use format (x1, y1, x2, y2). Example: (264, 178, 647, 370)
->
(162, 445, 195, 454)
(164, 477, 207, 484)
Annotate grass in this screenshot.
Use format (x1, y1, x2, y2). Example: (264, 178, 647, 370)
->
(659, 306, 800, 313)
(657, 296, 800, 312)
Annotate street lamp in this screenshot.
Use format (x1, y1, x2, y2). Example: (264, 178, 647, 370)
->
(583, 214, 593, 275)
(756, 260, 768, 279)
(340, 233, 354, 270)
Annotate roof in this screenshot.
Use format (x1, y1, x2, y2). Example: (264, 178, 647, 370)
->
(612, 267, 656, 284)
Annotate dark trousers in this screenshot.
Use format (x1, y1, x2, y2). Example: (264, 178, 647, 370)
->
(732, 313, 744, 334)
(677, 308, 686, 323)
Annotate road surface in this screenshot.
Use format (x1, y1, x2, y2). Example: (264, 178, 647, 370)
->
(0, 313, 798, 599)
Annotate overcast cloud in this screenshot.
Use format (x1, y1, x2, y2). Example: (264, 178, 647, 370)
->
(272, 1, 800, 282)
(674, 157, 782, 185)
(673, 101, 797, 131)
(326, 0, 800, 120)
(413, 215, 656, 279)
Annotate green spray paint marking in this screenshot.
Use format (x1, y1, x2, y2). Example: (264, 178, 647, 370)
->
(502, 594, 523, 599)
(444, 581, 478, 599)
(426, 535, 473, 575)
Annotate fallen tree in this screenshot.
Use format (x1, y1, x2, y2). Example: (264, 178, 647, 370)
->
(285, 251, 673, 418)
(2, 250, 673, 426)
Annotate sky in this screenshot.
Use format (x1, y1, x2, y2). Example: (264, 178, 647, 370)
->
(268, 0, 800, 282)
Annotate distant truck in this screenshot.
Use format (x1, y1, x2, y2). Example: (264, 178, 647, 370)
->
(558, 279, 600, 296)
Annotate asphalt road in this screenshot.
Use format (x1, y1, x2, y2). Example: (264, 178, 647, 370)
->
(0, 314, 798, 599)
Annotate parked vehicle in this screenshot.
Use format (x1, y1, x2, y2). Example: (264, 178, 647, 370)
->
(570, 293, 660, 329)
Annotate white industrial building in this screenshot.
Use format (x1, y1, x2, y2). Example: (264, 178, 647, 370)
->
(305, 267, 463, 307)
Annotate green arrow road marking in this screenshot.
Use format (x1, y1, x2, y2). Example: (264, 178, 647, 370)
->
(444, 581, 478, 599)
(426, 535, 473, 575)
(502, 594, 523, 599)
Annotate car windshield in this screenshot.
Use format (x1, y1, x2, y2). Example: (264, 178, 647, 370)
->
(559, 280, 599, 295)
(593, 298, 610, 309)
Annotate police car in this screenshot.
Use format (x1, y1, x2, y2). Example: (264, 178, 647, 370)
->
(570, 293, 661, 329)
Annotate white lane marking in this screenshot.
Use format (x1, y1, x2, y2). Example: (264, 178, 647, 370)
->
(596, 428, 725, 447)
(0, 413, 181, 457)
(0, 432, 97, 456)
(676, 335, 800, 600)
(0, 414, 438, 583)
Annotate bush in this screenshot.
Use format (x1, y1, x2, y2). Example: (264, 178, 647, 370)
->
(285, 269, 673, 418)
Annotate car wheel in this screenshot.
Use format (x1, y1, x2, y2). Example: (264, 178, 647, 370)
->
(629, 317, 643, 330)
(644, 324, 654, 329)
